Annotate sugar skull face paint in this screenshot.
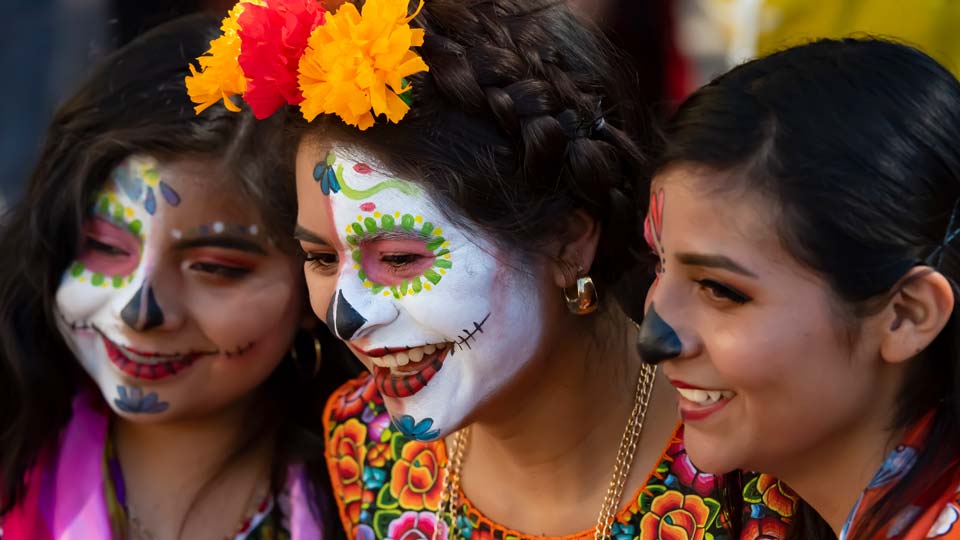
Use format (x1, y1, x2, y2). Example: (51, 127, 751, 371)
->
(296, 142, 546, 440)
(56, 155, 303, 421)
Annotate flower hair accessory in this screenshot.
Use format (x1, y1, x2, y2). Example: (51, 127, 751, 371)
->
(185, 0, 429, 130)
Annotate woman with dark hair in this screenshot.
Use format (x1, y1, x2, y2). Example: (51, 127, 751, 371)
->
(643, 38, 960, 539)
(0, 13, 353, 540)
(183, 0, 791, 539)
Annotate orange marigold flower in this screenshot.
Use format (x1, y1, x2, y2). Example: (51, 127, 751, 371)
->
(185, 0, 264, 114)
(297, 0, 429, 129)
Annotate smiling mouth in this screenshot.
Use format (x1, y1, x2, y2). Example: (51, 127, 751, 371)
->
(370, 344, 451, 398)
(102, 336, 200, 381)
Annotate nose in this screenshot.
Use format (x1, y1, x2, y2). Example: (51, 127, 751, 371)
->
(324, 275, 399, 341)
(636, 302, 683, 365)
(326, 289, 366, 340)
(120, 281, 165, 331)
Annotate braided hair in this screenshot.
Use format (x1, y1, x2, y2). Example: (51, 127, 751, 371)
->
(302, 0, 649, 301)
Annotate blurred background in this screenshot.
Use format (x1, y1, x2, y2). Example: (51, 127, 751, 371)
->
(4, 0, 960, 211)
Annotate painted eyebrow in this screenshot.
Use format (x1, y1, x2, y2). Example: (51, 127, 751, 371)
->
(174, 235, 268, 255)
(675, 252, 758, 278)
(294, 225, 331, 246)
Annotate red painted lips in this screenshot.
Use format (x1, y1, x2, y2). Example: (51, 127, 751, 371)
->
(374, 347, 449, 398)
(102, 337, 198, 381)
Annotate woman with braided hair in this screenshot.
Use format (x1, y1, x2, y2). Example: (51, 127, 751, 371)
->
(185, 1, 785, 539)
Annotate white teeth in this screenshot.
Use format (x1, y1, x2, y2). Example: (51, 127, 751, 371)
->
(676, 387, 735, 405)
(368, 344, 447, 368)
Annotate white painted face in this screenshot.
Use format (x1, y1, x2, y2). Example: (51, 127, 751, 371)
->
(55, 155, 303, 421)
(295, 143, 545, 440)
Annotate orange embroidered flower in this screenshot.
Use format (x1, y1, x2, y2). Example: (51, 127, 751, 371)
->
(756, 475, 798, 518)
(639, 491, 712, 540)
(329, 418, 368, 522)
(741, 517, 789, 540)
(185, 0, 264, 114)
(297, 0, 429, 129)
(389, 441, 443, 511)
(330, 376, 380, 421)
(368, 442, 390, 468)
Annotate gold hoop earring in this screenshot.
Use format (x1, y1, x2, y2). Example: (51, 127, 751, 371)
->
(290, 334, 322, 377)
(563, 271, 599, 315)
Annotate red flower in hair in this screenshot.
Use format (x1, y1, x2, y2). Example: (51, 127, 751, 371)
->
(238, 0, 326, 119)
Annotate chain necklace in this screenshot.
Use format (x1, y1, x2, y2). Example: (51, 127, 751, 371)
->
(431, 363, 658, 540)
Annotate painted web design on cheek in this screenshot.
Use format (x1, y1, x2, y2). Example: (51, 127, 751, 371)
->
(68, 195, 144, 290)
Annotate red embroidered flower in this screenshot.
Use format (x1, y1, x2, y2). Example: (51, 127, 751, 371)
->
(755, 475, 798, 519)
(329, 418, 367, 522)
(666, 439, 717, 497)
(385, 511, 448, 540)
(389, 441, 443, 511)
(639, 491, 712, 540)
(238, 0, 326, 119)
(330, 376, 380, 421)
(741, 517, 789, 540)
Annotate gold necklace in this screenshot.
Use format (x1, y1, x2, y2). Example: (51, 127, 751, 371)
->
(431, 363, 658, 540)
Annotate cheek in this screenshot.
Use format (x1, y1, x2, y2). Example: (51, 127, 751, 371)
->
(195, 278, 302, 349)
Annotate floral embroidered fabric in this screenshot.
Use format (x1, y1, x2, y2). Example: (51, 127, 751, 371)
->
(324, 374, 794, 540)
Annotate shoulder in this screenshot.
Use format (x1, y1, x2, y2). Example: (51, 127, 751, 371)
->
(323, 373, 446, 540)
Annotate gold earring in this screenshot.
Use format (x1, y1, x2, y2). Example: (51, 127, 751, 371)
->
(563, 268, 599, 315)
(290, 334, 322, 377)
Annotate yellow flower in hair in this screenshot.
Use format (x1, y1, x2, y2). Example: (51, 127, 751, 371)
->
(185, 0, 264, 114)
(298, 0, 429, 130)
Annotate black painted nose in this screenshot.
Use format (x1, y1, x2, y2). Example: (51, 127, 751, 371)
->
(636, 304, 682, 364)
(325, 289, 368, 340)
(121, 282, 165, 331)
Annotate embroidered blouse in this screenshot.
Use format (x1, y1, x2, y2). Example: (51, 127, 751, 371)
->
(839, 412, 960, 540)
(323, 374, 794, 540)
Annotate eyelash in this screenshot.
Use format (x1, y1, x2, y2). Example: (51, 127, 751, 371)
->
(304, 252, 339, 272)
(85, 237, 130, 256)
(189, 262, 251, 279)
(381, 253, 424, 269)
(696, 279, 752, 305)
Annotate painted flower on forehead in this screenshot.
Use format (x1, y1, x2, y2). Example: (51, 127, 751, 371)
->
(238, 0, 326, 119)
(298, 0, 429, 129)
(185, 0, 264, 114)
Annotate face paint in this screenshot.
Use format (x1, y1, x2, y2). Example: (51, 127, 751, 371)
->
(56, 155, 303, 421)
(637, 303, 682, 364)
(114, 385, 169, 414)
(296, 145, 546, 440)
(645, 188, 666, 295)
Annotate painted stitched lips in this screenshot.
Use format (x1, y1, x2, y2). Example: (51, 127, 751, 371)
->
(103, 336, 198, 380)
(369, 344, 450, 398)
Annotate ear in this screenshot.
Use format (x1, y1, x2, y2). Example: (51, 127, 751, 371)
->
(880, 267, 955, 364)
(551, 209, 602, 288)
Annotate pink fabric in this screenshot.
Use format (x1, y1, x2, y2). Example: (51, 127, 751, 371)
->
(2, 392, 324, 540)
(3, 392, 111, 540)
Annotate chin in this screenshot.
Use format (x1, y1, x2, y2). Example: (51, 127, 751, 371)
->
(682, 427, 745, 475)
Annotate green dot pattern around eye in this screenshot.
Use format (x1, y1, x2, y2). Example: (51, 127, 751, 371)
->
(344, 211, 453, 298)
(67, 194, 144, 289)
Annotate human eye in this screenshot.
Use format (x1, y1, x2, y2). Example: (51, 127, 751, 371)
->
(188, 261, 252, 279)
(303, 251, 339, 272)
(696, 279, 752, 305)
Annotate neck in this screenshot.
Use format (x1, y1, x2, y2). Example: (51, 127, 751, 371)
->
(774, 392, 903, 535)
(114, 394, 273, 540)
(458, 310, 677, 535)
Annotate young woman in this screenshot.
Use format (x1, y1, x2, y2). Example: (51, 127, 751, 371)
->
(643, 38, 960, 539)
(0, 14, 353, 540)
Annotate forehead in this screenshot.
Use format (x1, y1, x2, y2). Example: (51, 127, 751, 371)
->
(101, 155, 263, 224)
(653, 164, 791, 268)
